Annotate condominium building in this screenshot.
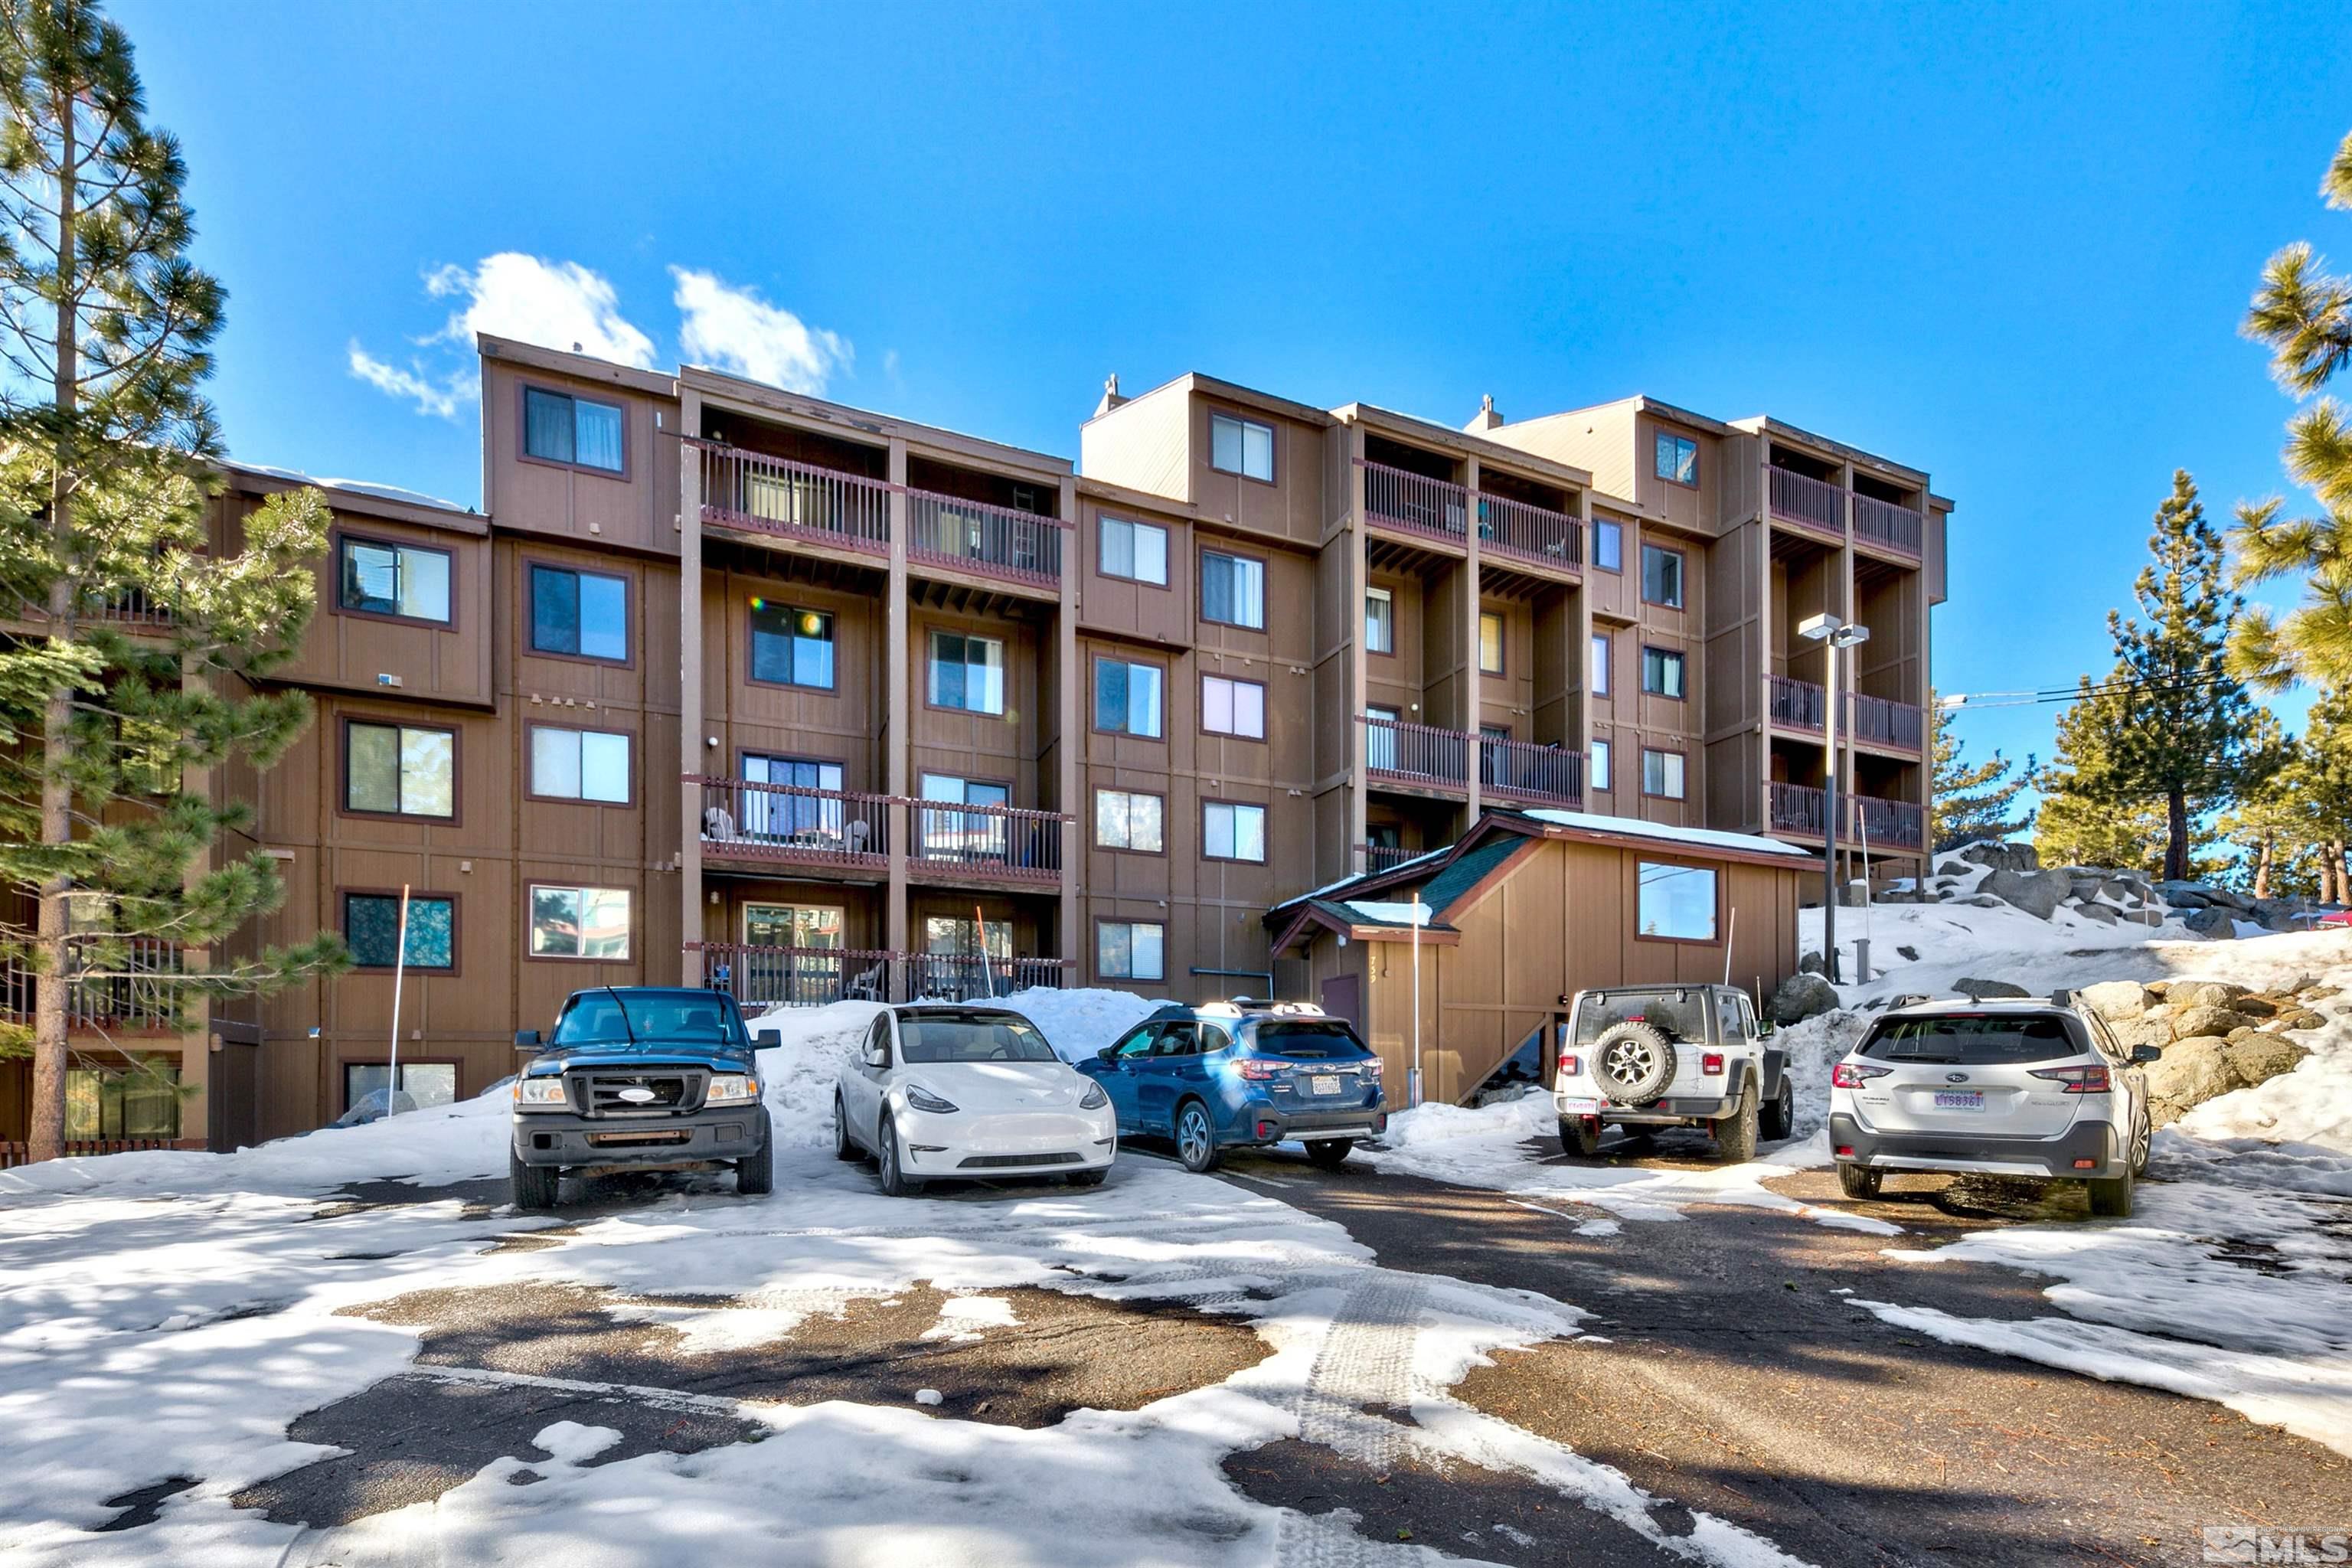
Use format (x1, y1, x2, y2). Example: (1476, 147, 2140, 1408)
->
(0, 335, 1948, 1149)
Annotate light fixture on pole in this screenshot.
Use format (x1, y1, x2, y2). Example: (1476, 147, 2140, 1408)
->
(1797, 612, 1870, 983)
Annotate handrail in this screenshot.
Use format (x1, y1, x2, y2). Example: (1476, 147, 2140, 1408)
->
(1767, 466, 1844, 534)
(1852, 493, 1925, 557)
(1477, 493, 1583, 569)
(695, 442, 890, 551)
(1361, 460, 1470, 541)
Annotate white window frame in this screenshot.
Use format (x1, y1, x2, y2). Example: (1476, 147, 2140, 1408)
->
(1210, 413, 1275, 482)
(1201, 674, 1266, 740)
(1099, 514, 1168, 586)
(1589, 738, 1612, 792)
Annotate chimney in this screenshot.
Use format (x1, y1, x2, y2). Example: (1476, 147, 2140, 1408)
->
(1093, 373, 1125, 418)
(1463, 393, 1503, 433)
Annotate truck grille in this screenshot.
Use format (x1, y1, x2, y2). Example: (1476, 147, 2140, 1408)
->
(573, 1070, 704, 1117)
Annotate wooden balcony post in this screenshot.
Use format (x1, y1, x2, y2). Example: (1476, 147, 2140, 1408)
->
(679, 389, 705, 978)
(885, 436, 910, 996)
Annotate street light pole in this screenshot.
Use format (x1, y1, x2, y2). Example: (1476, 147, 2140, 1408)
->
(1798, 614, 1870, 985)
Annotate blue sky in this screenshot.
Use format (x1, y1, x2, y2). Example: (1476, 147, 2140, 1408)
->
(119, 1, 2352, 779)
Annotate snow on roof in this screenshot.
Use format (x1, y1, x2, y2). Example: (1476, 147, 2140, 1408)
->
(1520, 808, 1816, 860)
(1344, 900, 1433, 926)
(234, 462, 470, 514)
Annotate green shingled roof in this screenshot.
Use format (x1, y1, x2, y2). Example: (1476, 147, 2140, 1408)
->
(1416, 833, 1537, 919)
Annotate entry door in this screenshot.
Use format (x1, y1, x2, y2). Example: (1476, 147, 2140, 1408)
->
(742, 754, 844, 844)
(1320, 975, 1361, 1031)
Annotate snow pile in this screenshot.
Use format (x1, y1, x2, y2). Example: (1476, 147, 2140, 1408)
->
(745, 998, 880, 1147)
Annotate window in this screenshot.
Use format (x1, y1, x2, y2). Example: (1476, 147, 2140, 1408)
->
(1096, 789, 1165, 852)
(1593, 518, 1623, 572)
(343, 1062, 458, 1116)
(1210, 412, 1275, 481)
(523, 386, 625, 472)
(920, 774, 1011, 861)
(530, 726, 630, 803)
(929, 631, 1005, 714)
(1479, 611, 1504, 675)
(1589, 739, 1612, 792)
(1364, 587, 1394, 654)
(1200, 550, 1266, 629)
(1098, 920, 1166, 982)
(528, 884, 632, 959)
(529, 564, 629, 662)
(65, 1060, 180, 1138)
(344, 892, 456, 970)
(742, 903, 844, 949)
(1095, 657, 1165, 737)
(1590, 632, 1611, 696)
(1365, 704, 1400, 772)
(345, 720, 455, 818)
(1642, 544, 1684, 609)
(1642, 646, 1686, 699)
(1654, 432, 1698, 487)
(1202, 675, 1266, 739)
(1642, 748, 1687, 799)
(751, 603, 836, 688)
(736, 754, 847, 844)
(1638, 861, 1716, 940)
(1099, 515, 1168, 585)
(338, 537, 451, 623)
(1203, 801, 1267, 862)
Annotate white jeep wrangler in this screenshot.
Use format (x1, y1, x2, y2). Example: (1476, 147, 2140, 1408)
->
(1553, 983, 1794, 1161)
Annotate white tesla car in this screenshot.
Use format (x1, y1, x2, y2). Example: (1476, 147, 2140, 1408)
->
(833, 1004, 1117, 1194)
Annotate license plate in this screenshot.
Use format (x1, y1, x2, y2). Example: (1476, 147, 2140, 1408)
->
(1557, 1096, 1601, 1114)
(1932, 1090, 1984, 1111)
(1309, 1075, 1341, 1096)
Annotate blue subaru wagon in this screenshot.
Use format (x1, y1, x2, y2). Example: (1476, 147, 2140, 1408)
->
(1075, 1001, 1387, 1173)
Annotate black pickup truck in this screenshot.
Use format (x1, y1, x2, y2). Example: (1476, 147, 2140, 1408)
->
(509, 986, 779, 1209)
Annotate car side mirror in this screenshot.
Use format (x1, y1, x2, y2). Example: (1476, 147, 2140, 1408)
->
(1756, 1020, 1775, 1039)
(514, 1029, 541, 1050)
(1096, 1045, 1119, 1062)
(2131, 1044, 2162, 1063)
(755, 1029, 781, 1050)
(863, 1041, 890, 1069)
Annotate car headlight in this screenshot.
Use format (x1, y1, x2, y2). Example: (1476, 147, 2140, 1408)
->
(903, 1084, 959, 1115)
(1078, 1081, 1109, 1111)
(513, 1077, 567, 1109)
(706, 1073, 759, 1105)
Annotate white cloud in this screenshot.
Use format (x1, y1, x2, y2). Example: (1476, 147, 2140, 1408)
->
(346, 344, 467, 419)
(349, 253, 655, 417)
(672, 266, 850, 394)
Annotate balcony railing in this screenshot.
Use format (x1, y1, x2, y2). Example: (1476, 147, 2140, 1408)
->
(1354, 842, 1426, 875)
(1853, 494, 1924, 558)
(1362, 462, 1469, 544)
(1361, 714, 1470, 789)
(1478, 735, 1585, 808)
(695, 777, 890, 871)
(911, 800, 1067, 883)
(906, 489, 1064, 586)
(1769, 782, 1831, 838)
(1, 1138, 177, 1168)
(1477, 495, 1582, 571)
(0, 939, 184, 1031)
(1851, 692, 1926, 752)
(1766, 783, 1925, 850)
(695, 440, 890, 556)
(1768, 466, 1844, 536)
(1768, 674, 1828, 731)
(906, 954, 1076, 1003)
(689, 944, 1076, 1009)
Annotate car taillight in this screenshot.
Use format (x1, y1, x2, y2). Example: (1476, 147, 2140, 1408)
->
(1831, 1062, 1891, 1089)
(2030, 1064, 2112, 1094)
(1700, 1052, 1724, 1076)
(1556, 1054, 1582, 1076)
(1364, 1058, 1382, 1078)
(1236, 1060, 1281, 1080)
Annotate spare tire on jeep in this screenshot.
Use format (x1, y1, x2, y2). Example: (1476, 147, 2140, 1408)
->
(1589, 1020, 1675, 1106)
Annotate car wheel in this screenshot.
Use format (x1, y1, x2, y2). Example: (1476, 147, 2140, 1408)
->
(1175, 1100, 1220, 1173)
(833, 1094, 863, 1161)
(1838, 1163, 1883, 1200)
(1067, 1168, 1108, 1187)
(1305, 1138, 1355, 1170)
(2086, 1164, 2133, 1218)
(1761, 1080, 1795, 1142)
(2129, 1107, 2151, 1176)
(876, 1112, 923, 1196)
(737, 1118, 774, 1197)
(510, 1150, 560, 1211)
(1713, 1083, 1759, 1163)
(1559, 1116, 1604, 1159)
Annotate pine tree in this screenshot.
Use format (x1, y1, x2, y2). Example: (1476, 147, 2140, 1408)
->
(0, 0, 343, 1161)
(2231, 126, 2352, 691)
(2094, 472, 2262, 880)
(2034, 672, 2169, 874)
(2213, 709, 2308, 897)
(1928, 695, 2032, 851)
(2288, 688, 2352, 903)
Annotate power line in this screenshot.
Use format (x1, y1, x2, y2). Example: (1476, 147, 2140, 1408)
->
(1942, 669, 2245, 711)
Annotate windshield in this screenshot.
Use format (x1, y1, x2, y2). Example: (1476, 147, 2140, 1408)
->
(900, 1015, 1058, 1064)
(1860, 1014, 2082, 1066)
(1250, 1021, 1370, 1060)
(551, 991, 745, 1048)
(1575, 991, 1710, 1046)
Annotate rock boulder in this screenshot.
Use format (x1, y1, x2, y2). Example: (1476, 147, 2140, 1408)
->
(2076, 980, 2152, 1021)
(1960, 841, 2040, 874)
(1984, 868, 2066, 920)
(1770, 972, 1841, 1027)
(1954, 976, 2030, 1000)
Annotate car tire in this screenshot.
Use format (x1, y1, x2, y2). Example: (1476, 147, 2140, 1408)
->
(1838, 1163, 1883, 1200)
(1067, 1168, 1108, 1187)
(2128, 1107, 2151, 1177)
(1760, 1080, 1795, 1142)
(737, 1118, 774, 1197)
(1588, 1021, 1676, 1106)
(1713, 1083, 1759, 1163)
(1175, 1099, 1220, 1174)
(876, 1112, 923, 1197)
(1560, 1116, 1604, 1159)
(833, 1094, 863, 1161)
(510, 1150, 560, 1211)
(2086, 1164, 2133, 1218)
(1305, 1138, 1355, 1170)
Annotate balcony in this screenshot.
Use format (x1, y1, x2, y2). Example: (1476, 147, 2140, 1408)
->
(694, 440, 890, 557)
(1767, 466, 1844, 540)
(906, 489, 1064, 588)
(1477, 495, 1582, 573)
(905, 953, 1076, 1003)
(1853, 494, 1924, 559)
(1768, 674, 1829, 732)
(697, 777, 890, 874)
(1362, 461, 1468, 545)
(1765, 678, 1923, 753)
(1354, 842, 1429, 875)
(1767, 783, 1926, 851)
(911, 800, 1067, 885)
(691, 943, 1075, 1008)
(1478, 735, 1585, 809)
(1, 939, 183, 1032)
(1361, 714, 1470, 791)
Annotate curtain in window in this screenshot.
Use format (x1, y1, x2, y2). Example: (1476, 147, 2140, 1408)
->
(524, 388, 575, 464)
(573, 400, 623, 472)
(531, 565, 580, 655)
